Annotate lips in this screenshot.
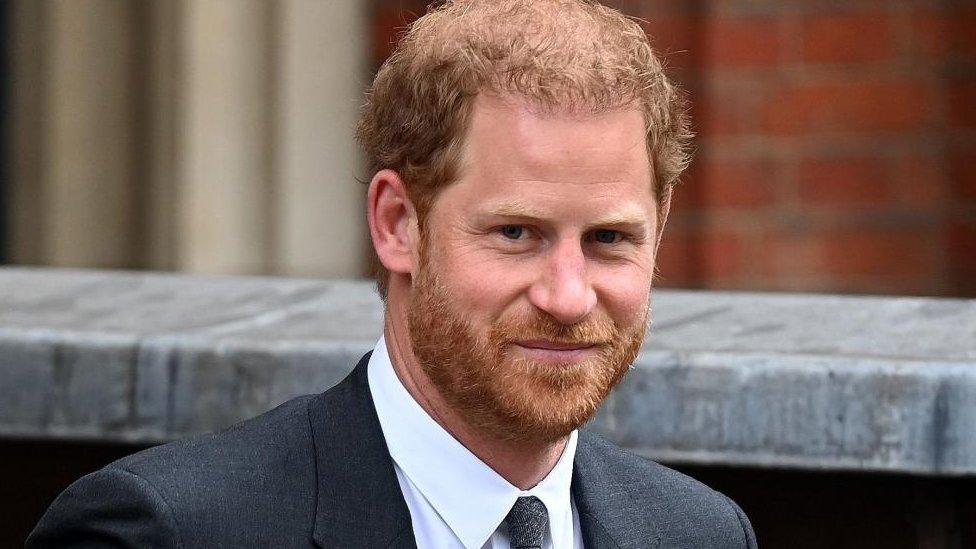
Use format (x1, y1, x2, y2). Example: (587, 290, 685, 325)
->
(515, 340, 596, 352)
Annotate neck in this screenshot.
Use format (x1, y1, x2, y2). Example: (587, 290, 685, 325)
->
(383, 299, 568, 490)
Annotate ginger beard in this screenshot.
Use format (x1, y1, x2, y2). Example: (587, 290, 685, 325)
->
(407, 239, 650, 445)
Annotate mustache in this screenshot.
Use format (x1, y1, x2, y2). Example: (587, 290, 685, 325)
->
(489, 311, 618, 345)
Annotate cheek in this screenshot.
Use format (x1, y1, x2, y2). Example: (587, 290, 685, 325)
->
(595, 266, 653, 323)
(441, 252, 533, 317)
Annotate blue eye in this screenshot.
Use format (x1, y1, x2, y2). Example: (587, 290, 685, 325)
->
(501, 225, 524, 239)
(593, 229, 621, 244)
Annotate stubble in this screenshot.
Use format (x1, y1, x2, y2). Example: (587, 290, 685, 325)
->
(407, 247, 648, 445)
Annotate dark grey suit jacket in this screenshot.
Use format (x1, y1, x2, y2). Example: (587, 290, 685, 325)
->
(28, 353, 757, 548)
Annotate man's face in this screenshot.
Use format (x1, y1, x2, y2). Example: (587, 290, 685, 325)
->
(407, 95, 658, 444)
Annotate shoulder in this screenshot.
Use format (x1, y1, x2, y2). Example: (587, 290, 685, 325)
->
(29, 394, 319, 548)
(117, 393, 317, 480)
(577, 432, 728, 506)
(26, 465, 184, 549)
(576, 432, 757, 549)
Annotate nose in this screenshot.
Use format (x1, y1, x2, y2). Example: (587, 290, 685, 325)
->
(527, 238, 597, 326)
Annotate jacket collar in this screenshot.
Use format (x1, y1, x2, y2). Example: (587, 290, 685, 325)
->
(308, 352, 416, 549)
(572, 432, 662, 549)
(306, 352, 650, 549)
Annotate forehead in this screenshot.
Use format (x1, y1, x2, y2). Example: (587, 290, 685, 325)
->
(444, 94, 655, 217)
(463, 94, 649, 178)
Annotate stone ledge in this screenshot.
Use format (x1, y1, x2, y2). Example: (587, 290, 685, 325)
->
(2, 267, 974, 476)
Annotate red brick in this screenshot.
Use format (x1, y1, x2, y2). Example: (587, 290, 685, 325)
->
(950, 151, 976, 201)
(372, 4, 426, 63)
(907, 7, 976, 62)
(910, 10, 950, 58)
(891, 156, 948, 208)
(798, 158, 894, 209)
(655, 227, 744, 283)
(694, 158, 778, 210)
(801, 13, 894, 64)
(758, 232, 822, 279)
(948, 7, 976, 61)
(703, 16, 782, 67)
(668, 184, 701, 214)
(948, 80, 976, 130)
(762, 80, 931, 135)
(759, 226, 937, 282)
(821, 228, 935, 279)
(948, 220, 976, 276)
(695, 101, 739, 136)
(640, 14, 700, 69)
(696, 81, 762, 136)
(701, 229, 744, 280)
(654, 231, 700, 286)
(696, 89, 743, 136)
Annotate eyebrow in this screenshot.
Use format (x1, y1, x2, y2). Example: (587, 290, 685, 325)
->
(485, 202, 544, 218)
(483, 202, 649, 228)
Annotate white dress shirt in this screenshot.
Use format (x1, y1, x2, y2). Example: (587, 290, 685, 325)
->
(367, 335, 584, 549)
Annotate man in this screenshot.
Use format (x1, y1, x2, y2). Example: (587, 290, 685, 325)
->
(29, 1, 756, 547)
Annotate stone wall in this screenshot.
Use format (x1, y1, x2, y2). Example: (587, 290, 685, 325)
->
(3, 267, 974, 476)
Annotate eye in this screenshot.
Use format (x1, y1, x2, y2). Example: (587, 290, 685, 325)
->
(592, 229, 622, 244)
(500, 225, 525, 240)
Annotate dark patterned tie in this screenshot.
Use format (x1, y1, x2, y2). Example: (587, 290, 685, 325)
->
(505, 496, 549, 549)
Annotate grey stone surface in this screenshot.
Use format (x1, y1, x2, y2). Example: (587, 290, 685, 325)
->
(0, 334, 55, 432)
(1, 266, 974, 476)
(590, 352, 976, 476)
(46, 334, 137, 438)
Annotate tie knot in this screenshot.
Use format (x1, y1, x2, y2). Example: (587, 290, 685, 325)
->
(505, 496, 549, 549)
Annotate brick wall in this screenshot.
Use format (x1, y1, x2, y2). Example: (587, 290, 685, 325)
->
(369, 0, 976, 297)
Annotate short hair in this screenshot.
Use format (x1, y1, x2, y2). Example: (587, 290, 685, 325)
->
(357, 0, 692, 298)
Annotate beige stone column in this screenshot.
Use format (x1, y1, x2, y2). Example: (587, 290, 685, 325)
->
(6, 0, 47, 265)
(176, 0, 274, 274)
(5, 0, 371, 277)
(273, 0, 367, 278)
(42, 0, 139, 268)
(143, 1, 180, 271)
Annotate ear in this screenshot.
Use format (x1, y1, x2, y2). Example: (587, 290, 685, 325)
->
(653, 186, 673, 255)
(367, 169, 420, 277)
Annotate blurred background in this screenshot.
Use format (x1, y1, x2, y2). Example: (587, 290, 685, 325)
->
(3, 1, 976, 547)
(3, 0, 974, 297)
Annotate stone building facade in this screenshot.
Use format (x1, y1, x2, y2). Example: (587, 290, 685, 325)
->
(4, 0, 976, 296)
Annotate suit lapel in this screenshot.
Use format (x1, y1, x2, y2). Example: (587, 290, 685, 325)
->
(572, 432, 662, 549)
(308, 353, 417, 549)
(306, 355, 663, 549)
(576, 511, 624, 549)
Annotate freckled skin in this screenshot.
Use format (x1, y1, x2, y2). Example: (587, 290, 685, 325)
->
(369, 93, 665, 489)
(426, 95, 658, 334)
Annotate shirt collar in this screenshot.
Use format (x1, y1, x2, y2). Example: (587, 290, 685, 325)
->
(368, 334, 579, 549)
